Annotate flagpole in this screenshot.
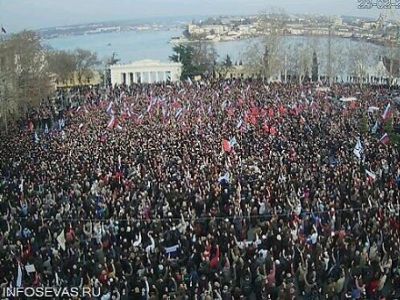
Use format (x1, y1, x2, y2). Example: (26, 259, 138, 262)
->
(239, 124, 243, 176)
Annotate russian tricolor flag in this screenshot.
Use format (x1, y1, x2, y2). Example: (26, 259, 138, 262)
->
(365, 169, 377, 181)
(382, 103, 391, 122)
(106, 102, 114, 115)
(379, 133, 390, 145)
(107, 116, 122, 129)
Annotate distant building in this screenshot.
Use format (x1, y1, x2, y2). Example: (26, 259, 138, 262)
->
(362, 14, 385, 31)
(110, 60, 182, 85)
(333, 17, 343, 27)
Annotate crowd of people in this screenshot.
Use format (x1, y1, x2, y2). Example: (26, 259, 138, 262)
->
(0, 79, 399, 299)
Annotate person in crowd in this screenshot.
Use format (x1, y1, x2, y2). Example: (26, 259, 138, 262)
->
(0, 79, 399, 299)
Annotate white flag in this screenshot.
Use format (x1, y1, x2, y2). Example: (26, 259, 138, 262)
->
(368, 106, 379, 113)
(236, 119, 243, 129)
(25, 264, 36, 274)
(57, 230, 66, 251)
(18, 178, 24, 193)
(382, 103, 391, 121)
(371, 121, 378, 134)
(175, 108, 183, 119)
(353, 138, 363, 160)
(16, 263, 22, 287)
(218, 172, 230, 183)
(34, 132, 39, 143)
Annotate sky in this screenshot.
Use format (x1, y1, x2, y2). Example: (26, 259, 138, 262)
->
(0, 0, 386, 33)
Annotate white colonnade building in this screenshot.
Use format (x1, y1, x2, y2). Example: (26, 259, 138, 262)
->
(110, 60, 182, 85)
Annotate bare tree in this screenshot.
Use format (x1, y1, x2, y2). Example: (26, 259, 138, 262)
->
(381, 30, 400, 86)
(242, 42, 265, 78)
(191, 39, 219, 77)
(348, 45, 372, 86)
(0, 31, 52, 130)
(243, 8, 286, 82)
(47, 49, 77, 85)
(74, 48, 100, 84)
(296, 42, 313, 84)
(380, 7, 400, 86)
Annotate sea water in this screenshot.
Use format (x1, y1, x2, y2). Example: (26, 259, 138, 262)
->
(45, 26, 386, 77)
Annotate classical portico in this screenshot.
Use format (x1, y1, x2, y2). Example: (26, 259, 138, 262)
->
(110, 60, 182, 85)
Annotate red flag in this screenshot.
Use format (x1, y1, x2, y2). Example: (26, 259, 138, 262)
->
(222, 139, 232, 153)
(263, 122, 269, 134)
(270, 126, 277, 136)
(245, 114, 257, 126)
(279, 105, 287, 116)
(250, 107, 260, 118)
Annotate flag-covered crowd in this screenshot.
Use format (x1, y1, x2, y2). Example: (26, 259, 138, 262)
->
(0, 80, 399, 300)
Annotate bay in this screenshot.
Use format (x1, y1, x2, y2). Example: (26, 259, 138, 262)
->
(45, 28, 387, 78)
